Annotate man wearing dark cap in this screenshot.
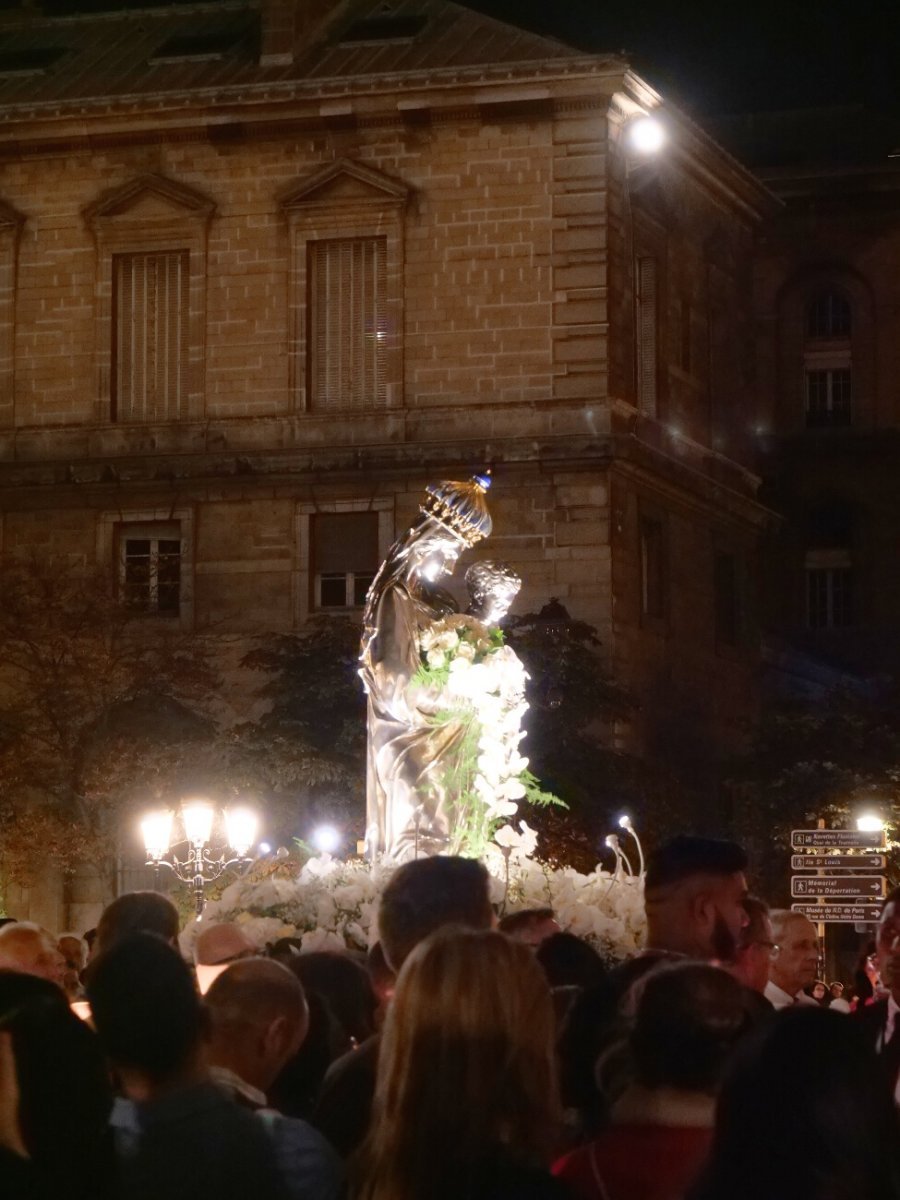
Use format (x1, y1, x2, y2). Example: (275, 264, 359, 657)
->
(558, 836, 751, 1135)
(643, 835, 750, 964)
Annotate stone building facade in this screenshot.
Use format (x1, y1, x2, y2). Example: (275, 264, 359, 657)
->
(729, 109, 900, 679)
(0, 0, 776, 925)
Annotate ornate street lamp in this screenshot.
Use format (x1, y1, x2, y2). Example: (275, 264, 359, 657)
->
(141, 798, 259, 916)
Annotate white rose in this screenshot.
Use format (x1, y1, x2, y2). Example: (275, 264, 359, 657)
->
(426, 648, 446, 668)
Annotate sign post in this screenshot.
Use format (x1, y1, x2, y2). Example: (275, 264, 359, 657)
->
(788, 820, 887, 978)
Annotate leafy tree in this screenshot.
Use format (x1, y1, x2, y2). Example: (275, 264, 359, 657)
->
(0, 556, 218, 907)
(239, 617, 367, 843)
(503, 601, 648, 870)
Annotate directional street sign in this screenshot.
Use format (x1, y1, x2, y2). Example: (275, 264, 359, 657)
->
(791, 854, 886, 871)
(791, 829, 886, 849)
(791, 903, 882, 924)
(791, 875, 885, 899)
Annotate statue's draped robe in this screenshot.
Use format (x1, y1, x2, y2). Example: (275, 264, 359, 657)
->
(360, 576, 466, 861)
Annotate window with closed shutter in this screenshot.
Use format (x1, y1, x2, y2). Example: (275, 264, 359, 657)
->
(312, 511, 379, 609)
(636, 256, 658, 416)
(308, 237, 386, 411)
(112, 250, 189, 423)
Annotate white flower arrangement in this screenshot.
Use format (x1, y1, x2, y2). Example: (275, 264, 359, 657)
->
(413, 615, 560, 856)
(180, 837, 647, 966)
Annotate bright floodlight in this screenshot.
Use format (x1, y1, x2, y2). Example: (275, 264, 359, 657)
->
(312, 824, 341, 854)
(258, 841, 272, 855)
(618, 815, 633, 831)
(141, 809, 173, 860)
(857, 815, 885, 832)
(181, 799, 214, 847)
(224, 807, 258, 857)
(629, 114, 665, 154)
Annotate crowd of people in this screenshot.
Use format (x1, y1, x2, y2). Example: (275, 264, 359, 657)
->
(0, 836, 899, 1199)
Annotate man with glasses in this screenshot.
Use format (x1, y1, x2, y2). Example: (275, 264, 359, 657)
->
(730, 895, 778, 997)
(765, 911, 820, 1009)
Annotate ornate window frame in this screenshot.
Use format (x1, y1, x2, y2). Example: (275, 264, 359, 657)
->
(281, 158, 409, 413)
(83, 175, 215, 423)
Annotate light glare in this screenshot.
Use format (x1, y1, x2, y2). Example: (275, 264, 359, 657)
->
(182, 799, 214, 847)
(312, 824, 341, 854)
(224, 807, 258, 857)
(629, 115, 665, 154)
(141, 809, 173, 860)
(857, 815, 885, 832)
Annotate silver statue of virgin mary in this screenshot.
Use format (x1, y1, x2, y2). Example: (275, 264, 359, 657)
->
(359, 474, 492, 861)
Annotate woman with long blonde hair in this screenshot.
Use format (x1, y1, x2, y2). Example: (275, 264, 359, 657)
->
(352, 925, 569, 1200)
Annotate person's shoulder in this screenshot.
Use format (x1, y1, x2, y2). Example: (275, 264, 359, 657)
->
(321, 1033, 380, 1088)
(257, 1111, 345, 1199)
(851, 994, 888, 1028)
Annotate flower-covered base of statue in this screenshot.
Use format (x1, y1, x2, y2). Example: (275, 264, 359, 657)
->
(412, 614, 561, 858)
(180, 832, 646, 965)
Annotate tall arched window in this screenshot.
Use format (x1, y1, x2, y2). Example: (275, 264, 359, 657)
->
(803, 288, 852, 427)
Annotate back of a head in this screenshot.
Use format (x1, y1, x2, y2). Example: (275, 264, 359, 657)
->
(364, 926, 557, 1194)
(536, 932, 606, 990)
(0, 921, 55, 963)
(0, 970, 113, 1196)
(694, 1007, 900, 1200)
(206, 957, 307, 1033)
(288, 951, 376, 1044)
(86, 933, 203, 1082)
(645, 837, 747, 895)
(194, 922, 256, 967)
(95, 892, 180, 957)
(378, 856, 493, 972)
(631, 962, 749, 1093)
(498, 907, 556, 939)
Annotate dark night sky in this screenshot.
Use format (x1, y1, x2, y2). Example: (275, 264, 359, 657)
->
(468, 0, 899, 118)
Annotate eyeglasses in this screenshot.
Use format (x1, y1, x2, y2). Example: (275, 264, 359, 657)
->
(753, 940, 780, 959)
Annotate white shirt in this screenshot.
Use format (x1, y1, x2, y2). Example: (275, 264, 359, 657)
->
(764, 980, 819, 1010)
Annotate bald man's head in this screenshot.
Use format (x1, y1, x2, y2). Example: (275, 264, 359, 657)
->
(204, 958, 309, 1092)
(194, 923, 256, 967)
(0, 923, 65, 987)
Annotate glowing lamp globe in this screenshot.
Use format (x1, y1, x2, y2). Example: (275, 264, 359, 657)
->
(141, 810, 173, 861)
(224, 807, 258, 857)
(629, 115, 665, 154)
(181, 799, 214, 847)
(857, 815, 885, 833)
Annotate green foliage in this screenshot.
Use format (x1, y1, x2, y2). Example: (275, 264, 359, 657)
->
(239, 617, 367, 838)
(502, 602, 644, 867)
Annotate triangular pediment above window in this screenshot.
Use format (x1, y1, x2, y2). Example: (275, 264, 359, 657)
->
(83, 174, 216, 227)
(281, 158, 411, 209)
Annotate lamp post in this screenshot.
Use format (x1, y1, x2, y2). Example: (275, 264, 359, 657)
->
(141, 799, 259, 916)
